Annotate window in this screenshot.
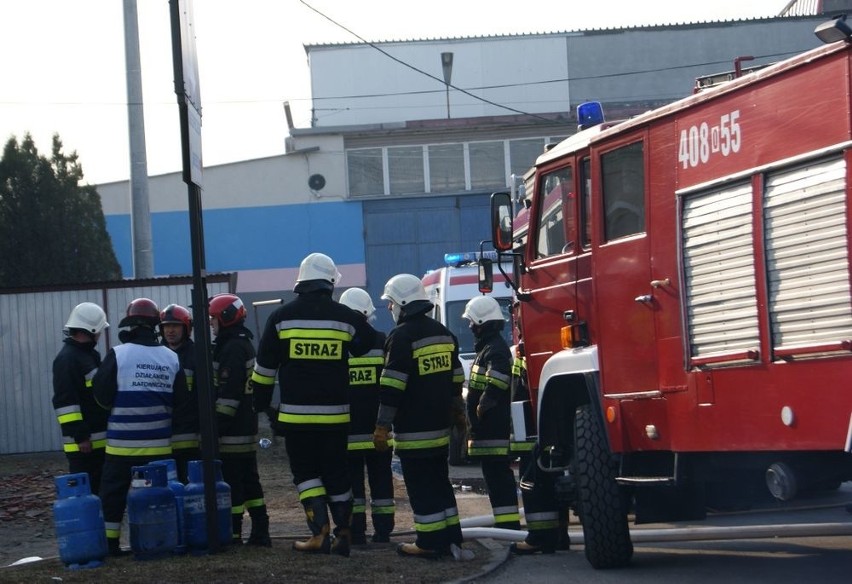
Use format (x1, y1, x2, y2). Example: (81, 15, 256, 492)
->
(510, 139, 546, 177)
(580, 157, 592, 248)
(535, 167, 573, 258)
(388, 146, 424, 194)
(347, 148, 384, 197)
(602, 142, 645, 241)
(469, 141, 506, 190)
(429, 143, 465, 193)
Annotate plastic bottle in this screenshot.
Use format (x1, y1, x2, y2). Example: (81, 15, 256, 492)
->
(127, 464, 178, 560)
(52, 472, 107, 569)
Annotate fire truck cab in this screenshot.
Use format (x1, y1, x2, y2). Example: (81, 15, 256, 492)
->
(491, 39, 852, 569)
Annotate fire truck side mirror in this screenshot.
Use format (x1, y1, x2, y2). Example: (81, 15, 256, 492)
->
(478, 258, 494, 294)
(491, 192, 513, 251)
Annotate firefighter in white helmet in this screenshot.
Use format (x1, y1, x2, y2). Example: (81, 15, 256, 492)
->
(374, 274, 472, 560)
(339, 287, 395, 544)
(252, 253, 376, 557)
(52, 302, 110, 494)
(462, 296, 520, 530)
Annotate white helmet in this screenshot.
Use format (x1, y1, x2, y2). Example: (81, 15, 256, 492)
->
(462, 296, 505, 325)
(65, 302, 109, 334)
(382, 274, 429, 323)
(381, 274, 428, 306)
(296, 252, 341, 286)
(340, 288, 376, 319)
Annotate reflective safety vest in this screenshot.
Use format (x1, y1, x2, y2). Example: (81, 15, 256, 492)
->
(105, 343, 179, 457)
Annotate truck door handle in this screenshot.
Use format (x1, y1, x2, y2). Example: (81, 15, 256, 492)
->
(634, 294, 653, 304)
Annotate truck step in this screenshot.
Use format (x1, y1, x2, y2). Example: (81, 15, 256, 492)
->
(615, 475, 675, 486)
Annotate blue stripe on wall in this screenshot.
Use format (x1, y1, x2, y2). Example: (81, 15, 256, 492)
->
(106, 201, 365, 278)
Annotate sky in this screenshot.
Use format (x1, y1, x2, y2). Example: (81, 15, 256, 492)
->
(0, 0, 793, 186)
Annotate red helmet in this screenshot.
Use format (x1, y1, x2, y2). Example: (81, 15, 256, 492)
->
(119, 297, 160, 328)
(209, 294, 246, 328)
(160, 304, 192, 334)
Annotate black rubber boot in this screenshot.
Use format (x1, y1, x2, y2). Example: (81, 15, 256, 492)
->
(231, 513, 244, 545)
(247, 505, 272, 547)
(351, 512, 367, 545)
(371, 511, 394, 543)
(329, 500, 353, 557)
(293, 498, 331, 554)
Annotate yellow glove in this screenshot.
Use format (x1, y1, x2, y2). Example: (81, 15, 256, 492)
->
(373, 425, 391, 452)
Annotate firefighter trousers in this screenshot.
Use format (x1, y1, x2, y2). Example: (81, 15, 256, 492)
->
(481, 458, 521, 529)
(221, 452, 266, 541)
(518, 450, 560, 549)
(348, 448, 395, 539)
(99, 453, 167, 546)
(67, 448, 106, 496)
(284, 428, 352, 505)
(399, 453, 462, 553)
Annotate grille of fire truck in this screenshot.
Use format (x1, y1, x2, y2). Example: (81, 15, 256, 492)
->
(682, 155, 852, 364)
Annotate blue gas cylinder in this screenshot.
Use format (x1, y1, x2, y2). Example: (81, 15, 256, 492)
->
(52, 472, 107, 569)
(149, 459, 187, 554)
(127, 464, 178, 560)
(185, 459, 232, 552)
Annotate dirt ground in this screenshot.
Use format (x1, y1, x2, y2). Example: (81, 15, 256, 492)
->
(0, 437, 506, 583)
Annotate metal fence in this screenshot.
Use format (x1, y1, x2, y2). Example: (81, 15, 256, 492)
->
(0, 274, 233, 455)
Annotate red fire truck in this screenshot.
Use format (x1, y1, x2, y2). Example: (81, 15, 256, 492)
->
(489, 38, 852, 569)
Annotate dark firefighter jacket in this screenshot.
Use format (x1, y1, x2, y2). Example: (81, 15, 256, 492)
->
(167, 337, 199, 450)
(252, 290, 376, 432)
(466, 329, 513, 458)
(212, 324, 257, 456)
(347, 327, 387, 451)
(52, 337, 108, 455)
(379, 308, 465, 458)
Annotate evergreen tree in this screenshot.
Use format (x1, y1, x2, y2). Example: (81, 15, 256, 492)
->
(0, 133, 122, 288)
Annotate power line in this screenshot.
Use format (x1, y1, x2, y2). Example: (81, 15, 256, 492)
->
(299, 0, 555, 123)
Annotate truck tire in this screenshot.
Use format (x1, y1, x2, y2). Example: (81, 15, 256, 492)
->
(573, 404, 633, 569)
(449, 425, 468, 466)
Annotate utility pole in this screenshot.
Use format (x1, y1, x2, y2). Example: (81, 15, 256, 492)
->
(123, 0, 154, 278)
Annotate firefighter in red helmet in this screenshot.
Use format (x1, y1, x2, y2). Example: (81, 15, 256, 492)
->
(93, 297, 187, 556)
(209, 293, 270, 546)
(159, 303, 199, 483)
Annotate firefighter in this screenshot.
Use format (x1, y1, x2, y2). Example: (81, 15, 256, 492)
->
(92, 298, 186, 556)
(461, 295, 520, 530)
(209, 293, 270, 547)
(252, 253, 375, 558)
(374, 273, 473, 561)
(52, 302, 110, 495)
(511, 444, 561, 555)
(159, 303, 199, 483)
(339, 287, 395, 544)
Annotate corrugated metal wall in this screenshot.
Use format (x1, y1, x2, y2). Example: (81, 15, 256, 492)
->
(363, 193, 493, 332)
(0, 275, 233, 455)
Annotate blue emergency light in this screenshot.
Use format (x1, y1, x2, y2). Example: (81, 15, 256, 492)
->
(444, 250, 498, 266)
(577, 101, 605, 130)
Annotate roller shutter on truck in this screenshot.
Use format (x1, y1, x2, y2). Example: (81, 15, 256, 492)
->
(764, 157, 852, 354)
(681, 155, 852, 364)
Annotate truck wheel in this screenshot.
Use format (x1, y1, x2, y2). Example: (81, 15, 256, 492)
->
(574, 404, 633, 569)
(448, 425, 467, 466)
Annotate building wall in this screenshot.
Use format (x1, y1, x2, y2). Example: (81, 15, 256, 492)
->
(306, 18, 825, 127)
(95, 17, 829, 302)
